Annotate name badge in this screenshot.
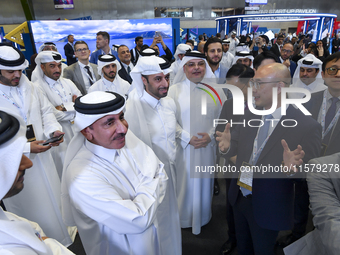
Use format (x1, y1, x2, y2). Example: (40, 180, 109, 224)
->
(26, 124, 36, 142)
(320, 143, 328, 156)
(237, 162, 253, 192)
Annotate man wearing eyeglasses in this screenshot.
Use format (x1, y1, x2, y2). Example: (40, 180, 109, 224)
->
(64, 41, 101, 95)
(280, 42, 297, 77)
(216, 63, 321, 255)
(304, 51, 340, 157)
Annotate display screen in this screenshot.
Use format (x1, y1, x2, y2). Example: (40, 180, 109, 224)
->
(30, 18, 173, 59)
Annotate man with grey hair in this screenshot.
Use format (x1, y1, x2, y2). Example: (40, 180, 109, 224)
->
(61, 91, 168, 255)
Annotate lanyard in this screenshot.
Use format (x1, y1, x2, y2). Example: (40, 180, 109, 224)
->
(47, 80, 68, 103)
(0, 89, 28, 123)
(320, 90, 340, 139)
(251, 117, 275, 165)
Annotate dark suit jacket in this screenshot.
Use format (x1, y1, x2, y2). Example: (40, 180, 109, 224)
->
(118, 62, 133, 84)
(288, 60, 297, 77)
(304, 90, 340, 156)
(63, 62, 100, 95)
(224, 105, 321, 231)
(64, 43, 77, 66)
(270, 44, 281, 58)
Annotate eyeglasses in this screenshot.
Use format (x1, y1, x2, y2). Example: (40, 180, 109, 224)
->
(249, 79, 286, 90)
(326, 67, 340, 75)
(281, 49, 292, 54)
(75, 48, 89, 53)
(185, 61, 205, 68)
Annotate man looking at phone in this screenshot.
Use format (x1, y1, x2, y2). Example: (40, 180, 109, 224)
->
(0, 44, 74, 246)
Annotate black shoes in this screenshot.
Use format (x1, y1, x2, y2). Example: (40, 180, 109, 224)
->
(220, 240, 236, 255)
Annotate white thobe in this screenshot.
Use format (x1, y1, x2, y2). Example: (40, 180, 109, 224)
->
(170, 59, 181, 79)
(221, 51, 234, 69)
(35, 76, 82, 179)
(125, 89, 182, 255)
(88, 76, 130, 96)
(168, 78, 225, 234)
(0, 209, 74, 255)
(1, 76, 73, 246)
(62, 131, 167, 255)
(289, 79, 327, 99)
(228, 38, 239, 56)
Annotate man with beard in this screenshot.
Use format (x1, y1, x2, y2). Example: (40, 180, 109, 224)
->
(124, 55, 181, 255)
(88, 54, 130, 97)
(204, 37, 229, 84)
(289, 54, 326, 99)
(33, 50, 82, 179)
(220, 39, 234, 69)
(130, 36, 143, 65)
(169, 51, 226, 235)
(0, 106, 75, 254)
(0, 44, 74, 246)
(90, 31, 119, 65)
(61, 91, 168, 255)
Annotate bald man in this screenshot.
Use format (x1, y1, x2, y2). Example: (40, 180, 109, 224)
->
(216, 63, 321, 255)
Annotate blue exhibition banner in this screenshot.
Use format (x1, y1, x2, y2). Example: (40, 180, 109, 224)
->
(30, 18, 173, 60)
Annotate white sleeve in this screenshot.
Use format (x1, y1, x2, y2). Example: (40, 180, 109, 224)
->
(67, 161, 167, 235)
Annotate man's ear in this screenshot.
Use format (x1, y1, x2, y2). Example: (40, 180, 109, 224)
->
(40, 64, 46, 73)
(141, 76, 148, 86)
(81, 127, 93, 141)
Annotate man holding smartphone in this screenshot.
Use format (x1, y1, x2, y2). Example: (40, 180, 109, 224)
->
(0, 44, 74, 247)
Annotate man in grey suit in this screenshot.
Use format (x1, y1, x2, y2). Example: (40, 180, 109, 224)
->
(63, 41, 100, 95)
(204, 37, 229, 85)
(284, 153, 340, 255)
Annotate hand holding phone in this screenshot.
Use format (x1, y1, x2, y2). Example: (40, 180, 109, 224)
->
(42, 134, 64, 146)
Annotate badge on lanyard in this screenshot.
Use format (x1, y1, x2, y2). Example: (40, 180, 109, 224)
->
(237, 161, 253, 191)
(26, 124, 36, 142)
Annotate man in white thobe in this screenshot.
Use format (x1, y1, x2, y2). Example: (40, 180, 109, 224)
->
(228, 31, 239, 56)
(169, 51, 226, 234)
(0, 45, 74, 246)
(61, 91, 168, 255)
(88, 54, 130, 96)
(0, 106, 74, 255)
(33, 51, 82, 179)
(125, 55, 181, 255)
(289, 54, 327, 99)
(220, 39, 234, 69)
(170, 43, 192, 77)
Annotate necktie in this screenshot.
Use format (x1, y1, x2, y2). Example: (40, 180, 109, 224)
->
(127, 65, 131, 74)
(84, 66, 94, 85)
(325, 97, 339, 129)
(240, 114, 272, 197)
(257, 114, 272, 148)
(323, 97, 340, 144)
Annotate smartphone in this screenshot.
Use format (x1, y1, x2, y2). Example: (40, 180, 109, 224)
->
(154, 31, 160, 37)
(42, 134, 64, 146)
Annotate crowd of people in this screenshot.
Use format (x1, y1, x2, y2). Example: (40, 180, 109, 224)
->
(0, 28, 340, 255)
